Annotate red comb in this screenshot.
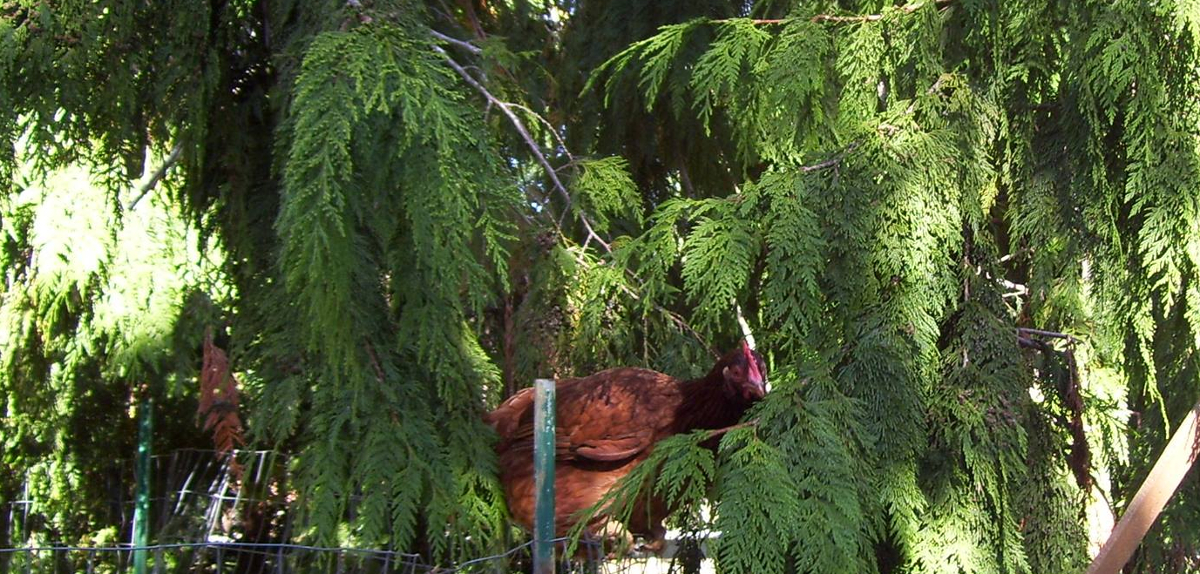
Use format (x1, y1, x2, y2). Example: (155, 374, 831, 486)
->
(742, 340, 763, 383)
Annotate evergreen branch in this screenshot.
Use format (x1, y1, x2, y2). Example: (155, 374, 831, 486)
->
(727, 0, 953, 26)
(435, 36, 720, 359)
(705, 420, 757, 440)
(810, 0, 951, 23)
(801, 142, 860, 172)
(430, 29, 482, 55)
(1017, 327, 1078, 344)
(126, 142, 183, 210)
(437, 42, 718, 356)
(436, 45, 611, 252)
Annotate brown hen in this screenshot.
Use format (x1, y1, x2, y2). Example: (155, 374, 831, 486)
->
(485, 341, 767, 550)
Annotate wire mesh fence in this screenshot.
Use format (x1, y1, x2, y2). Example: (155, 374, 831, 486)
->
(0, 538, 611, 574)
(1, 448, 705, 573)
(4, 449, 293, 550)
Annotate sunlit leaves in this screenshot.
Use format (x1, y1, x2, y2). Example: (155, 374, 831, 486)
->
(569, 156, 643, 233)
(757, 171, 824, 345)
(712, 429, 801, 574)
(679, 203, 757, 330)
(689, 19, 771, 134)
(0, 154, 225, 546)
(275, 19, 516, 552)
(8, 0, 1200, 571)
(588, 19, 705, 111)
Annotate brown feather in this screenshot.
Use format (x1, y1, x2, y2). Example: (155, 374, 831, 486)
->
(486, 345, 766, 547)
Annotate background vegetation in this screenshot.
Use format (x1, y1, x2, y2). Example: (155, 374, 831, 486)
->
(3, 0, 1200, 572)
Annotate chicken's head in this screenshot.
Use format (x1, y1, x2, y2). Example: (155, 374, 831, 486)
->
(720, 340, 768, 402)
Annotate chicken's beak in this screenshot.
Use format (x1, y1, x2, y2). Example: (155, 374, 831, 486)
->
(746, 373, 766, 400)
(744, 345, 766, 399)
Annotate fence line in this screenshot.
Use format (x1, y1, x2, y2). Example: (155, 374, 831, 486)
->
(0, 538, 604, 574)
(4, 449, 666, 572)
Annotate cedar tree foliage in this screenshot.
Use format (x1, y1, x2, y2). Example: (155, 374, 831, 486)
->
(3, 0, 1200, 572)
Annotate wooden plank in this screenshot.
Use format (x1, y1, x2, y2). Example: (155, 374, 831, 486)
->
(1086, 399, 1200, 574)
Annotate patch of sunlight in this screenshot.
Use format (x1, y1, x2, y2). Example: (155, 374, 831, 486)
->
(21, 164, 112, 292)
(8, 140, 230, 378)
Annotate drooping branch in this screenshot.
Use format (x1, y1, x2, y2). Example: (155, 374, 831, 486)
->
(435, 34, 720, 357)
(1017, 326, 1090, 491)
(730, 0, 953, 25)
(435, 44, 612, 252)
(430, 28, 481, 55)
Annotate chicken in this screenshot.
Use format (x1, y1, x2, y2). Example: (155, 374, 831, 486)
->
(485, 341, 767, 550)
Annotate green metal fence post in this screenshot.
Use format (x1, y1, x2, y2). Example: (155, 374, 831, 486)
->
(132, 392, 152, 574)
(533, 378, 556, 574)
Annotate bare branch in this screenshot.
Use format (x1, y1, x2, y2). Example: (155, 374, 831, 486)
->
(663, 305, 719, 358)
(502, 102, 574, 165)
(726, 0, 952, 25)
(1017, 327, 1074, 340)
(811, 0, 950, 23)
(811, 12, 887, 23)
(704, 420, 757, 440)
(430, 29, 482, 55)
(735, 301, 756, 349)
(998, 247, 1030, 264)
(998, 278, 1028, 296)
(436, 45, 611, 252)
(801, 142, 860, 172)
(1017, 336, 1047, 351)
(436, 37, 722, 358)
(901, 74, 951, 116)
(127, 142, 183, 210)
(364, 340, 387, 384)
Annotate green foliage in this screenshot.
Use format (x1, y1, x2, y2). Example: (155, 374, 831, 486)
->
(678, 200, 758, 330)
(565, 429, 717, 556)
(569, 156, 643, 233)
(1, 156, 224, 546)
(589, 19, 705, 112)
(756, 170, 824, 346)
(712, 429, 802, 574)
(752, 371, 880, 574)
(688, 19, 771, 134)
(275, 17, 517, 555)
(6, 0, 1200, 572)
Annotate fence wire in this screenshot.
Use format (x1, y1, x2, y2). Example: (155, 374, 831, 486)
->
(2, 449, 703, 573)
(0, 538, 614, 574)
